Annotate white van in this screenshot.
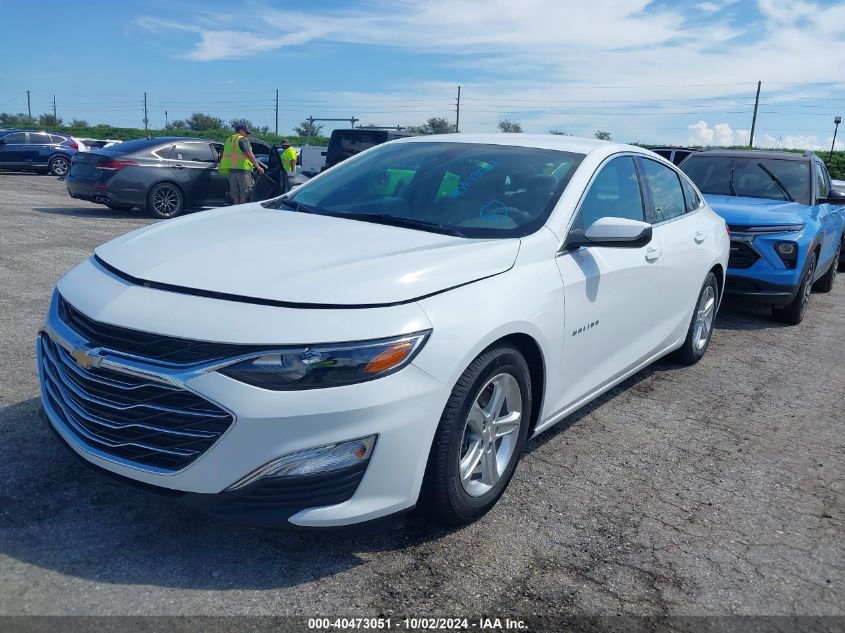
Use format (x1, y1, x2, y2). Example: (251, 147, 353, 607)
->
(298, 145, 327, 176)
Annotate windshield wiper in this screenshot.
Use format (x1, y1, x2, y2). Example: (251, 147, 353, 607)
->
(330, 212, 466, 237)
(757, 162, 794, 202)
(264, 197, 318, 214)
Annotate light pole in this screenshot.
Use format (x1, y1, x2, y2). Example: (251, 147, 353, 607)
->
(831, 115, 841, 161)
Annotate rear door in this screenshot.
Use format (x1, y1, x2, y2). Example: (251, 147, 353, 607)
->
(168, 142, 224, 206)
(0, 132, 27, 166)
(554, 155, 663, 412)
(25, 132, 55, 166)
(637, 156, 713, 350)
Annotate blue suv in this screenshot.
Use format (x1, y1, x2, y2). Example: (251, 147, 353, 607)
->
(0, 129, 79, 176)
(681, 150, 845, 324)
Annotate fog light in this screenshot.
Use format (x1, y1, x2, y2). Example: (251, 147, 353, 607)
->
(226, 435, 376, 491)
(775, 241, 798, 268)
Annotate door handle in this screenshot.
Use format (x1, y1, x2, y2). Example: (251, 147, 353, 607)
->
(694, 231, 707, 244)
(645, 246, 661, 262)
(171, 164, 185, 170)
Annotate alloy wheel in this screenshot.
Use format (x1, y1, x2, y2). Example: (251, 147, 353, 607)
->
(459, 372, 522, 498)
(50, 158, 69, 176)
(152, 186, 180, 217)
(693, 284, 716, 351)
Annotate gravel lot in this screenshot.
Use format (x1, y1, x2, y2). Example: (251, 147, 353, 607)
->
(0, 172, 842, 618)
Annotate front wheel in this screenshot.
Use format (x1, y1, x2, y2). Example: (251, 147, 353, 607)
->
(147, 182, 184, 219)
(48, 155, 69, 177)
(419, 344, 531, 525)
(773, 253, 816, 325)
(673, 272, 718, 365)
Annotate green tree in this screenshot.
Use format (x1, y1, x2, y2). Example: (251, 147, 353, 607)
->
(407, 117, 455, 134)
(549, 129, 569, 135)
(0, 112, 34, 127)
(594, 130, 612, 141)
(294, 119, 324, 138)
(38, 113, 63, 126)
(498, 119, 523, 133)
(184, 112, 224, 131)
(69, 118, 89, 128)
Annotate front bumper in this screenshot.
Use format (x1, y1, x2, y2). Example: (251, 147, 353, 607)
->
(38, 259, 448, 528)
(723, 275, 800, 305)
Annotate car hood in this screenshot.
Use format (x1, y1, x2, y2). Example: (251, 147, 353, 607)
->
(704, 194, 808, 227)
(95, 205, 520, 307)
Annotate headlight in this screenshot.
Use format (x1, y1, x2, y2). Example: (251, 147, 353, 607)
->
(775, 241, 798, 268)
(218, 331, 430, 390)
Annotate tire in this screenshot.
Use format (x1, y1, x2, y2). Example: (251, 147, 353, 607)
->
(146, 182, 184, 219)
(673, 272, 719, 365)
(48, 155, 70, 177)
(419, 343, 532, 525)
(813, 241, 840, 293)
(773, 252, 816, 325)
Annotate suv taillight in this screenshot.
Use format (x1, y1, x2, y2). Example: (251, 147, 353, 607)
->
(67, 141, 79, 149)
(98, 159, 139, 170)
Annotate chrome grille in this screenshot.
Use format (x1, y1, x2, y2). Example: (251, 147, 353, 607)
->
(38, 333, 233, 471)
(58, 294, 273, 365)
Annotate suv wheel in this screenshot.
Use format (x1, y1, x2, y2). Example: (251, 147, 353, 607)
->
(48, 156, 69, 177)
(673, 272, 718, 365)
(773, 253, 816, 325)
(147, 183, 184, 219)
(812, 241, 840, 293)
(420, 343, 531, 525)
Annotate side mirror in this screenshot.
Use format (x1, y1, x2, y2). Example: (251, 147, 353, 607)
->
(582, 217, 652, 248)
(820, 189, 845, 205)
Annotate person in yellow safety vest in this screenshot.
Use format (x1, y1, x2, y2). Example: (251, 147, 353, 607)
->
(280, 139, 297, 173)
(219, 123, 264, 205)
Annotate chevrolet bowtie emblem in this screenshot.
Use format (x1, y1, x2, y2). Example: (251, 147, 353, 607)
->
(69, 346, 102, 370)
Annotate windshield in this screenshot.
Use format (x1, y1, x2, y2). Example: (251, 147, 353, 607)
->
(682, 156, 811, 205)
(266, 141, 584, 238)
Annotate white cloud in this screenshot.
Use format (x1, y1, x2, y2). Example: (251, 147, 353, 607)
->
(757, 134, 845, 151)
(687, 121, 750, 147)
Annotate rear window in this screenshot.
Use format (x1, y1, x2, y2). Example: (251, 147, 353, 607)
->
(101, 138, 174, 154)
(327, 130, 389, 165)
(682, 156, 811, 205)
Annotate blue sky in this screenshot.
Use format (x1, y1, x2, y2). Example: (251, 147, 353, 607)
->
(1, 0, 844, 149)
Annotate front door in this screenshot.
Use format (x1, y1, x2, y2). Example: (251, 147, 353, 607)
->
(554, 155, 663, 413)
(0, 132, 27, 167)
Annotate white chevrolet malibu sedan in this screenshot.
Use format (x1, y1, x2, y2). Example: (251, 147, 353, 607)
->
(38, 134, 729, 529)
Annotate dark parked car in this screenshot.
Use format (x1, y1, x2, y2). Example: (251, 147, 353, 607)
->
(323, 128, 415, 170)
(66, 136, 296, 219)
(0, 129, 80, 176)
(650, 146, 699, 166)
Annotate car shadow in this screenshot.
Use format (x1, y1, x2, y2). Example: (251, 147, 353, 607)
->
(0, 398, 453, 591)
(32, 206, 143, 220)
(713, 299, 791, 331)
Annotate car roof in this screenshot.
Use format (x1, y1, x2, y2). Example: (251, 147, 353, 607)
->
(691, 149, 811, 161)
(393, 133, 634, 156)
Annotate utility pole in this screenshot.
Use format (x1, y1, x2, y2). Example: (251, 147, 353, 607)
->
(455, 85, 461, 133)
(52, 94, 57, 121)
(26, 90, 31, 121)
(143, 92, 149, 133)
(275, 89, 279, 136)
(165, 110, 168, 128)
(831, 116, 841, 162)
(749, 81, 761, 148)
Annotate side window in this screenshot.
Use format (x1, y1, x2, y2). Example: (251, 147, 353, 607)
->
(28, 133, 52, 145)
(154, 144, 176, 159)
(49, 135, 66, 144)
(814, 162, 830, 200)
(2, 133, 26, 144)
(654, 150, 672, 160)
(673, 150, 692, 166)
(681, 176, 702, 213)
(570, 156, 644, 234)
(173, 142, 216, 162)
(639, 158, 687, 223)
